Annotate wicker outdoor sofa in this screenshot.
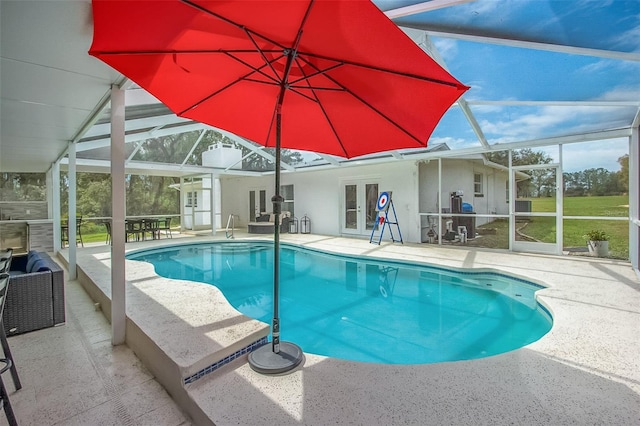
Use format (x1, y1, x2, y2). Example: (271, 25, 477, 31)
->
(4, 251, 65, 336)
(247, 211, 291, 234)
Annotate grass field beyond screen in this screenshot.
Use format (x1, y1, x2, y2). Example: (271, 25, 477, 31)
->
(522, 195, 629, 259)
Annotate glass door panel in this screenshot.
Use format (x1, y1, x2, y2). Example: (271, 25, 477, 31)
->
(365, 184, 379, 231)
(344, 184, 358, 231)
(342, 180, 379, 235)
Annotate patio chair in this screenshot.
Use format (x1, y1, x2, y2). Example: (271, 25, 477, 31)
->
(156, 217, 172, 239)
(125, 219, 144, 242)
(61, 217, 84, 248)
(103, 220, 112, 245)
(0, 249, 12, 261)
(0, 357, 17, 426)
(0, 249, 12, 274)
(0, 273, 21, 426)
(143, 218, 160, 241)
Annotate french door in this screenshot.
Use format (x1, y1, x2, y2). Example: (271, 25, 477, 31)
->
(248, 188, 267, 222)
(342, 180, 379, 236)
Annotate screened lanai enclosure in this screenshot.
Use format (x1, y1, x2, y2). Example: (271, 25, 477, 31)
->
(1, 0, 639, 273)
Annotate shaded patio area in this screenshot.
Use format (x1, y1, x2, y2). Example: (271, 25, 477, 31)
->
(6, 233, 637, 425)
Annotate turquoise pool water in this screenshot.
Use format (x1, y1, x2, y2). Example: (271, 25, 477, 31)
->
(127, 241, 552, 364)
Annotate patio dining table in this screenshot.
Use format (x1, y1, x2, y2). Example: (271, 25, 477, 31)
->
(98, 218, 170, 244)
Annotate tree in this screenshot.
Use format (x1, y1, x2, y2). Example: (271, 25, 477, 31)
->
(487, 149, 629, 197)
(1, 173, 46, 201)
(617, 154, 629, 194)
(564, 171, 586, 196)
(484, 148, 552, 168)
(60, 171, 180, 218)
(242, 147, 304, 171)
(486, 149, 555, 198)
(57, 129, 304, 218)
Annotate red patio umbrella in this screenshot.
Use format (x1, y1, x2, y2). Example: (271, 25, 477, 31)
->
(89, 0, 468, 374)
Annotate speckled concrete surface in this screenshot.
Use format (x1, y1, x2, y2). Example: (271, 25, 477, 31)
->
(69, 233, 640, 425)
(4, 264, 191, 426)
(76, 247, 269, 380)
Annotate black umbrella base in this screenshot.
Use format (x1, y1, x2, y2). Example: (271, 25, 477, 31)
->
(248, 341, 303, 375)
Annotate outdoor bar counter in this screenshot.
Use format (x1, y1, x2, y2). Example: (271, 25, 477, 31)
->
(0, 219, 54, 254)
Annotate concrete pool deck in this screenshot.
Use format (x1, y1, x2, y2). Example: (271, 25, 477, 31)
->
(65, 233, 640, 425)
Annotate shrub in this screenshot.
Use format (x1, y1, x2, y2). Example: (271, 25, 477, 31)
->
(584, 229, 609, 241)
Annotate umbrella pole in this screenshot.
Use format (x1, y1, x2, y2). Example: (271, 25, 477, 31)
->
(248, 89, 303, 375)
(271, 112, 283, 354)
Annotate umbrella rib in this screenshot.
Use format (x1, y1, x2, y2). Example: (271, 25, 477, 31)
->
(289, 57, 346, 87)
(286, 87, 320, 104)
(225, 52, 282, 86)
(242, 28, 284, 84)
(290, 68, 350, 157)
(91, 49, 279, 55)
(310, 90, 350, 157)
(298, 51, 462, 89)
(337, 81, 426, 146)
(300, 57, 428, 151)
(91, 47, 460, 90)
(181, 0, 288, 51)
(177, 65, 271, 116)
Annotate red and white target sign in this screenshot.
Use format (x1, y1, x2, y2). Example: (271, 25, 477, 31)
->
(376, 191, 391, 211)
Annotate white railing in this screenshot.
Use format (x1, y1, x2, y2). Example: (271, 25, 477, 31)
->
(225, 214, 236, 239)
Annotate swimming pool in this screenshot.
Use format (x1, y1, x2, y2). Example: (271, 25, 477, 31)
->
(127, 241, 552, 364)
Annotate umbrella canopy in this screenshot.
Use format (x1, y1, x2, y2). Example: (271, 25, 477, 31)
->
(90, 0, 468, 374)
(89, 0, 468, 158)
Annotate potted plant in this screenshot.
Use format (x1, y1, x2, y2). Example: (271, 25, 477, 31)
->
(584, 229, 609, 257)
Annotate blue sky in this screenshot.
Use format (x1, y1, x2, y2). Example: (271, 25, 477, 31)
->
(380, 0, 640, 172)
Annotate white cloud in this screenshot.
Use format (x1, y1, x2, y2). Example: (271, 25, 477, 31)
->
(579, 58, 640, 75)
(595, 85, 640, 101)
(479, 108, 566, 139)
(429, 136, 475, 149)
(433, 38, 458, 62)
(611, 14, 640, 52)
(561, 138, 628, 172)
(478, 102, 635, 142)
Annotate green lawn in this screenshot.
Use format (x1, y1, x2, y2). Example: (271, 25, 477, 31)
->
(79, 221, 109, 244)
(527, 194, 629, 216)
(514, 195, 629, 259)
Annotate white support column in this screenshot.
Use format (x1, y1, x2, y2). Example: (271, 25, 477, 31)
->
(412, 162, 420, 243)
(508, 150, 514, 252)
(51, 162, 61, 252)
(557, 145, 564, 255)
(215, 177, 222, 231)
(214, 173, 216, 236)
(629, 122, 639, 274)
(437, 158, 442, 244)
(180, 177, 185, 233)
(46, 169, 53, 220)
(68, 142, 77, 280)
(191, 177, 196, 231)
(111, 85, 126, 345)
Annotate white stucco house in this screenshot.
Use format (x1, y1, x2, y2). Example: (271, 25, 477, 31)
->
(170, 143, 240, 230)
(218, 144, 515, 243)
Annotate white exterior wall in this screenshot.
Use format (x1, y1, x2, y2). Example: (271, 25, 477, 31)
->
(221, 161, 422, 242)
(202, 143, 243, 169)
(418, 159, 479, 212)
(418, 159, 509, 227)
(483, 167, 509, 215)
(182, 180, 213, 229)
